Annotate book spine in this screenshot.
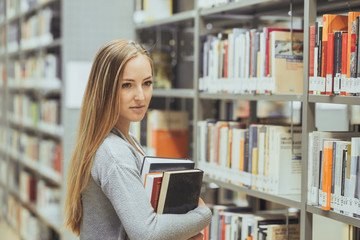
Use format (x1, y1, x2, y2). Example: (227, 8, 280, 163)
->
(326, 33, 335, 95)
(341, 33, 348, 96)
(333, 31, 342, 95)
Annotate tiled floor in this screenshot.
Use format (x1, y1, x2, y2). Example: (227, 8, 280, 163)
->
(0, 218, 21, 240)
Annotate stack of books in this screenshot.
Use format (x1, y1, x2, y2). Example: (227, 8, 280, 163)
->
(141, 156, 203, 214)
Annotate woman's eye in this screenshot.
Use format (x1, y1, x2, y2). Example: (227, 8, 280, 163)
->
(122, 83, 131, 88)
(144, 81, 153, 86)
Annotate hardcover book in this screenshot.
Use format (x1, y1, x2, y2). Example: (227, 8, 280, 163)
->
(140, 156, 195, 183)
(157, 169, 204, 214)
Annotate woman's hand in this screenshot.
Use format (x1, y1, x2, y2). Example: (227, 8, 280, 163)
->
(188, 232, 203, 240)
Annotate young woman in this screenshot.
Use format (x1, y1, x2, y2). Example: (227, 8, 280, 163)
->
(64, 39, 212, 240)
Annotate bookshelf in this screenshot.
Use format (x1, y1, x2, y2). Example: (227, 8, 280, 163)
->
(0, 0, 134, 239)
(135, 0, 360, 239)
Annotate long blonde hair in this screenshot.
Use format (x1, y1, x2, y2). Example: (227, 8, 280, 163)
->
(64, 39, 153, 235)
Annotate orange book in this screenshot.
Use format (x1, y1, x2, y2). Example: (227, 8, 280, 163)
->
(239, 137, 245, 171)
(347, 12, 360, 78)
(216, 121, 229, 165)
(341, 33, 348, 96)
(321, 141, 333, 210)
(148, 110, 189, 158)
(321, 14, 348, 78)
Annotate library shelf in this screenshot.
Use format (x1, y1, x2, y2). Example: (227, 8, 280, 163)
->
(135, 10, 196, 30)
(21, 157, 61, 186)
(21, 38, 62, 54)
(8, 120, 63, 139)
(203, 175, 302, 209)
(152, 88, 195, 98)
(18, 0, 59, 18)
(21, 201, 61, 234)
(199, 0, 270, 16)
(307, 205, 360, 229)
(8, 80, 62, 94)
(199, 92, 303, 102)
(309, 95, 360, 105)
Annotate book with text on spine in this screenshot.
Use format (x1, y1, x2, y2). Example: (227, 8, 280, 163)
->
(140, 156, 195, 184)
(157, 169, 204, 214)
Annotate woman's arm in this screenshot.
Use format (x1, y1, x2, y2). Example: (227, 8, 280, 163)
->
(102, 163, 211, 240)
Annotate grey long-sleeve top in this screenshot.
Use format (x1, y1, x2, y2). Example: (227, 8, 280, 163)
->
(80, 128, 212, 240)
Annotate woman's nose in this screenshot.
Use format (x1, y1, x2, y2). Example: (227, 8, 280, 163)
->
(134, 87, 145, 101)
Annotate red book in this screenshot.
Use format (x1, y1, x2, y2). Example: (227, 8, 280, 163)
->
(309, 25, 316, 77)
(264, 27, 303, 77)
(341, 33, 348, 96)
(326, 33, 334, 95)
(150, 176, 163, 211)
(321, 14, 348, 78)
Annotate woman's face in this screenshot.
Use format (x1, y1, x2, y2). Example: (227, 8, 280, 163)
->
(117, 54, 153, 126)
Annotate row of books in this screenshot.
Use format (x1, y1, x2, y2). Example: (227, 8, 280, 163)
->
(0, 26, 5, 54)
(8, 94, 61, 130)
(197, 0, 241, 9)
(7, 193, 60, 240)
(201, 27, 303, 94)
(3, 0, 53, 19)
(6, 127, 62, 176)
(308, 12, 360, 95)
(0, 0, 4, 23)
(134, 0, 173, 23)
(132, 109, 189, 158)
(0, 156, 6, 185)
(7, 53, 61, 88)
(205, 205, 300, 240)
(21, 8, 60, 50)
(197, 120, 302, 195)
(307, 131, 360, 218)
(3, 9, 59, 53)
(0, 62, 5, 86)
(20, 0, 54, 14)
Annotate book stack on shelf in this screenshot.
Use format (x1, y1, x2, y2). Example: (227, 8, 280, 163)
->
(197, 120, 302, 195)
(200, 27, 304, 94)
(204, 205, 300, 240)
(8, 53, 61, 89)
(21, 7, 60, 50)
(308, 132, 360, 216)
(308, 12, 360, 96)
(134, 0, 174, 24)
(7, 23, 20, 53)
(0, 0, 5, 23)
(0, 26, 5, 55)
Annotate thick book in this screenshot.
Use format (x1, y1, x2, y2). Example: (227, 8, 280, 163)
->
(347, 12, 360, 78)
(270, 31, 304, 94)
(140, 156, 195, 183)
(156, 169, 204, 214)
